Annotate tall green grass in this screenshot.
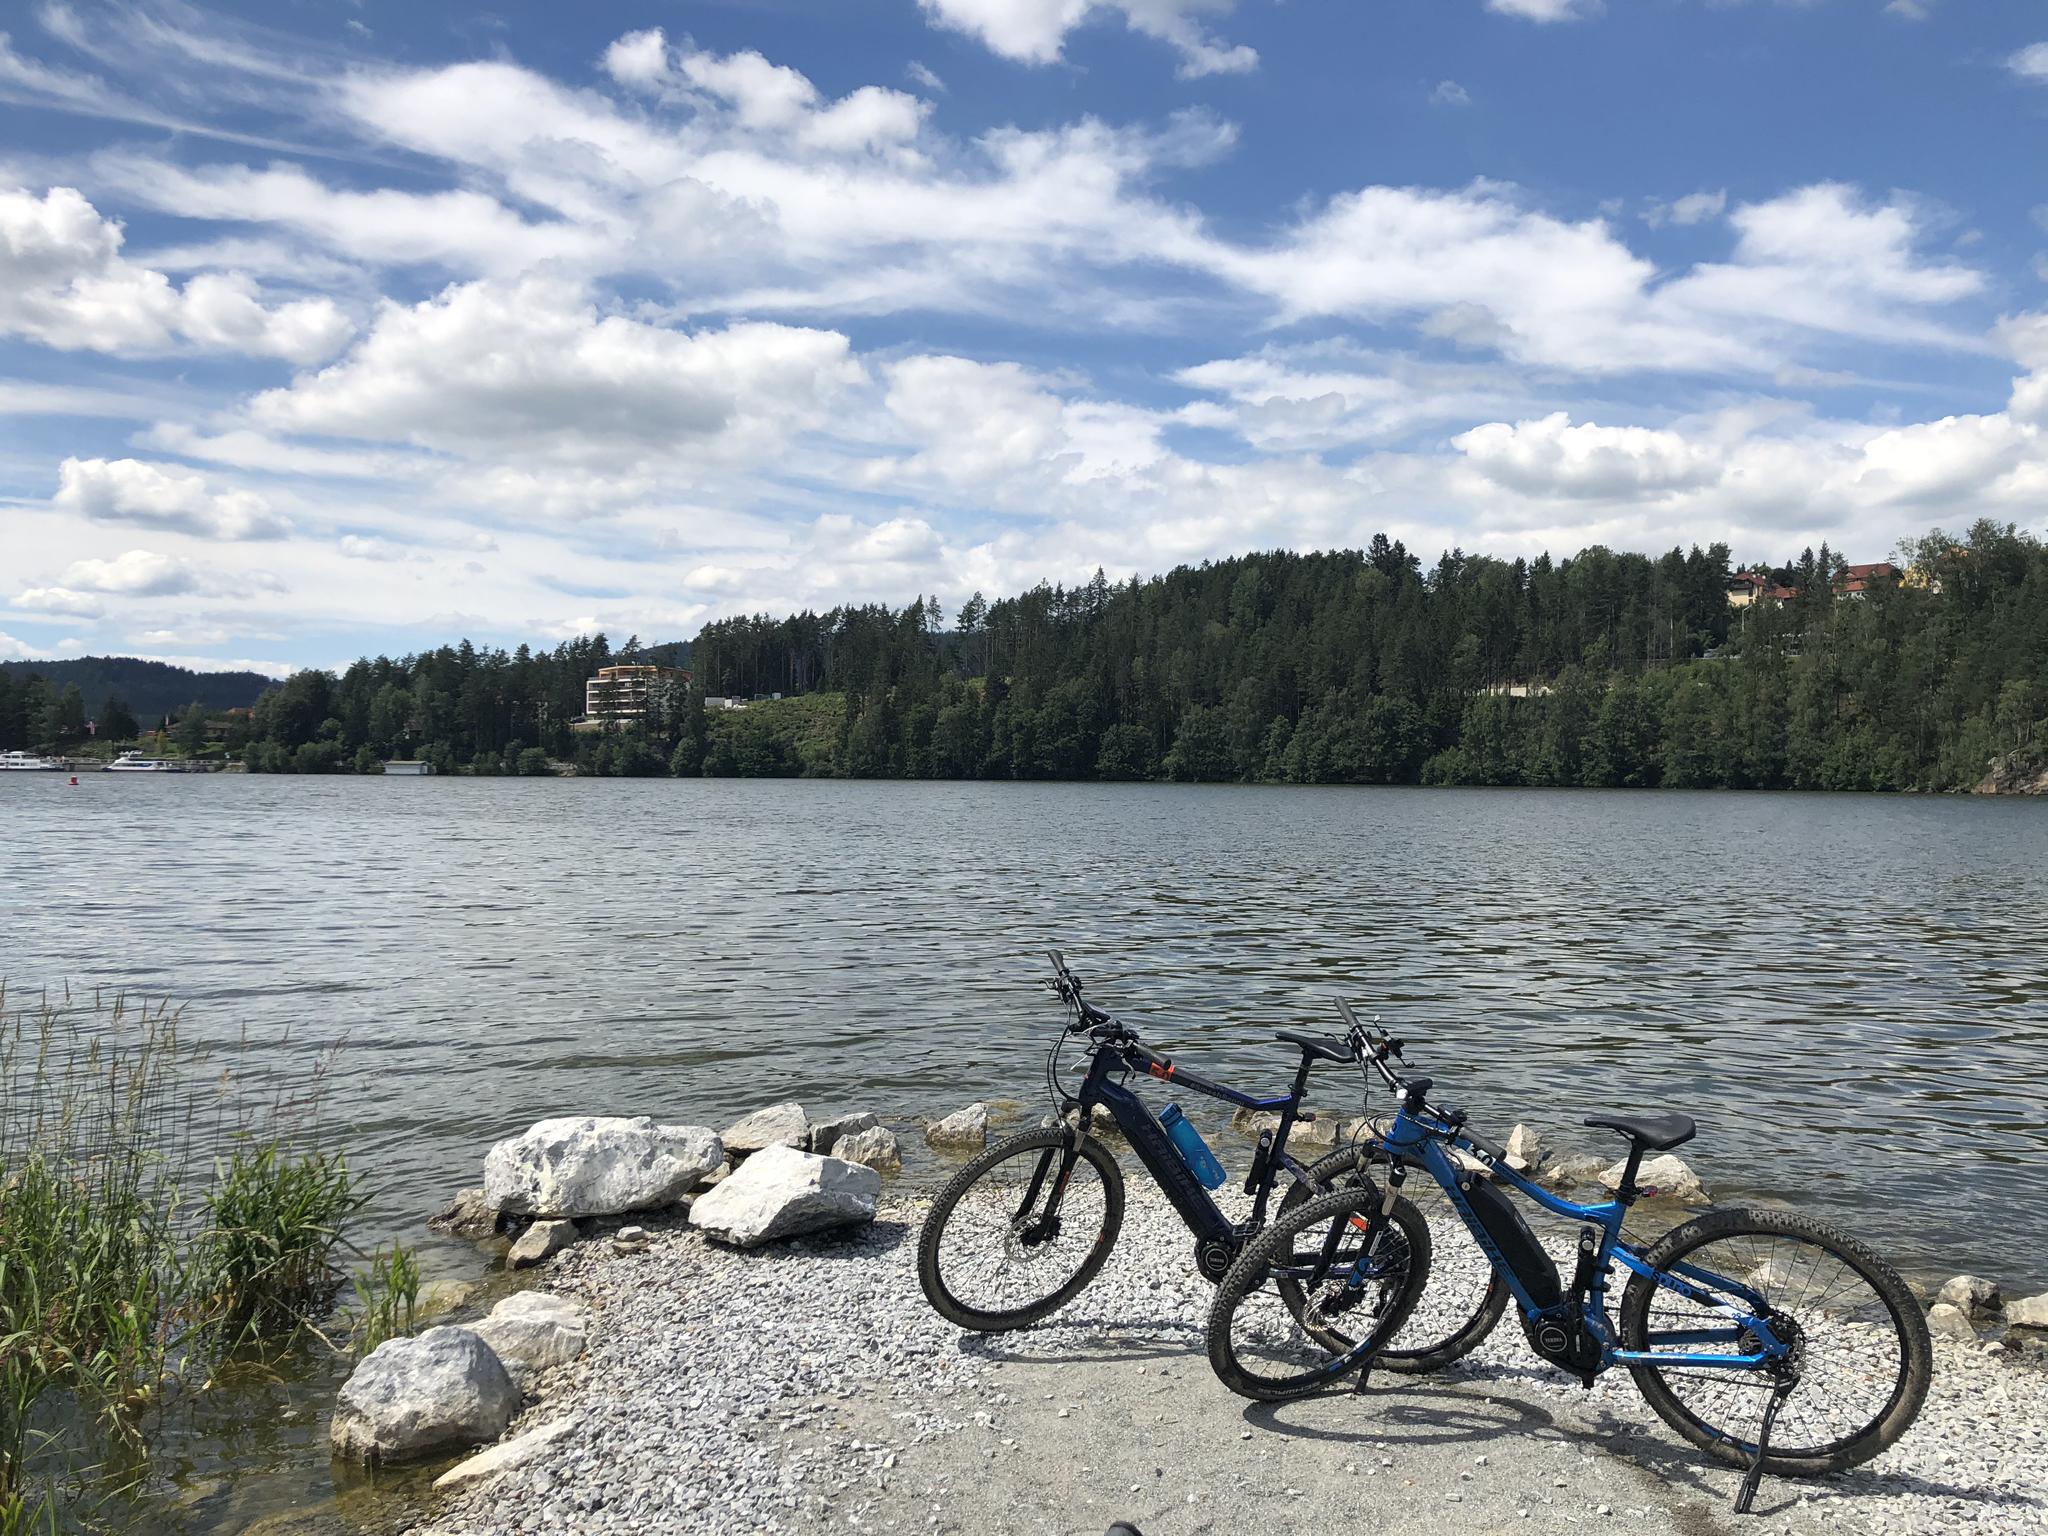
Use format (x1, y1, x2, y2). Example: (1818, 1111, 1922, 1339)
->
(0, 986, 413, 1533)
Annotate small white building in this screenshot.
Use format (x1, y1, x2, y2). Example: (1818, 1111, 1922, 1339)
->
(382, 760, 435, 775)
(702, 696, 745, 711)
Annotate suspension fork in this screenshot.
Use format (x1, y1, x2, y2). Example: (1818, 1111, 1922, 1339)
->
(1012, 1139, 1083, 1236)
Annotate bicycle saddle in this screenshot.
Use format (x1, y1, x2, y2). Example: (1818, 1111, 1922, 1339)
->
(1583, 1110, 1696, 1151)
(1274, 1030, 1350, 1064)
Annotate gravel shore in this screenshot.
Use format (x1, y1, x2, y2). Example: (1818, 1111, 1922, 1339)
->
(420, 1190, 2047, 1536)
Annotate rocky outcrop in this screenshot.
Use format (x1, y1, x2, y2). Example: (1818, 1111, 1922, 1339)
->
(833, 1125, 902, 1171)
(688, 1144, 881, 1248)
(1974, 749, 2048, 796)
(1540, 1152, 1609, 1191)
(472, 1291, 592, 1392)
(484, 1117, 724, 1219)
(807, 1111, 878, 1155)
(722, 1101, 811, 1156)
(433, 1416, 579, 1491)
(329, 1326, 519, 1464)
(1599, 1152, 1709, 1204)
(925, 1103, 989, 1149)
(507, 1219, 578, 1270)
(1937, 1274, 2002, 1320)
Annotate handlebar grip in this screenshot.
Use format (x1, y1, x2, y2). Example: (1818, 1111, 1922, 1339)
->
(1467, 1129, 1509, 1163)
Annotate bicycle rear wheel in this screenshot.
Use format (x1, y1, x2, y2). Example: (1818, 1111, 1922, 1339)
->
(1283, 1144, 1507, 1373)
(1207, 1185, 1431, 1401)
(917, 1127, 1125, 1331)
(1619, 1206, 1932, 1476)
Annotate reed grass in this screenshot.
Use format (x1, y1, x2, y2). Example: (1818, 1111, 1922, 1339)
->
(0, 985, 415, 1532)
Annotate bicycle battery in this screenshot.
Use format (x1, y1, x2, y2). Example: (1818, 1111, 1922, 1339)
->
(1463, 1175, 1562, 1310)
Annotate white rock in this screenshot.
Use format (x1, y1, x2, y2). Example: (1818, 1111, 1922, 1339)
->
(807, 1111, 878, 1155)
(722, 1101, 810, 1155)
(472, 1291, 591, 1391)
(926, 1103, 989, 1149)
(1541, 1153, 1609, 1191)
(484, 1117, 723, 1218)
(1505, 1124, 1547, 1173)
(329, 1326, 518, 1464)
(507, 1219, 577, 1270)
(1936, 1274, 2002, 1319)
(833, 1124, 902, 1172)
(433, 1416, 579, 1491)
(1927, 1302, 1977, 1342)
(688, 1144, 880, 1248)
(2007, 1292, 2048, 1329)
(1598, 1153, 1708, 1204)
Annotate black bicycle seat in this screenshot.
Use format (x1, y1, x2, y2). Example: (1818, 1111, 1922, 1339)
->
(1583, 1110, 1696, 1151)
(1274, 1029, 1350, 1064)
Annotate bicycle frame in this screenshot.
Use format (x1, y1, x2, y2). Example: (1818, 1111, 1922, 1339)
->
(1071, 1034, 1321, 1250)
(1365, 1098, 1790, 1374)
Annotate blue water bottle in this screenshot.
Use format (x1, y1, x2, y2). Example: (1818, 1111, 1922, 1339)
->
(1159, 1104, 1226, 1190)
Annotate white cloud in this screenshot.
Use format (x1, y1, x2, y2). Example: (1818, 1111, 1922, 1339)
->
(55, 457, 292, 540)
(12, 585, 104, 617)
(906, 61, 947, 94)
(1486, 0, 1602, 22)
(248, 279, 863, 467)
(1645, 189, 1727, 228)
(0, 186, 351, 361)
(2009, 43, 2048, 81)
(1430, 80, 1471, 108)
(1454, 413, 1725, 500)
(917, 0, 1256, 77)
(0, 630, 59, 661)
(59, 549, 197, 596)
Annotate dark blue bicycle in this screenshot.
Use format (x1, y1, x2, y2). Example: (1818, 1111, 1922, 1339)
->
(1207, 1003, 1932, 1514)
(916, 953, 1428, 1352)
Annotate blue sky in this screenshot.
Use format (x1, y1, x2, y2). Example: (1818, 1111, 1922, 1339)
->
(3, 0, 2046, 674)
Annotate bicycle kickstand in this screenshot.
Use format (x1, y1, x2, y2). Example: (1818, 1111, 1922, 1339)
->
(1734, 1378, 1795, 1515)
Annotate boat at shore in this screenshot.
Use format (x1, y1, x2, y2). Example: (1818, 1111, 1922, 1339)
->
(0, 750, 62, 771)
(104, 751, 189, 773)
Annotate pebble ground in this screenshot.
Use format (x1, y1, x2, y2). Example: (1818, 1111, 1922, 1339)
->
(419, 1191, 2047, 1536)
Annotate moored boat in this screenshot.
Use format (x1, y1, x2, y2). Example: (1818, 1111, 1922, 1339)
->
(104, 751, 189, 773)
(0, 750, 62, 771)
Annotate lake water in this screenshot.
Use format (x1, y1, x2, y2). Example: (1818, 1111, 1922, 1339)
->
(3, 776, 2046, 1528)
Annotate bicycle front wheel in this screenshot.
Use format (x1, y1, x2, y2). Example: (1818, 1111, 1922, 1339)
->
(917, 1127, 1125, 1331)
(1282, 1144, 1508, 1373)
(1619, 1206, 1932, 1476)
(1207, 1185, 1431, 1401)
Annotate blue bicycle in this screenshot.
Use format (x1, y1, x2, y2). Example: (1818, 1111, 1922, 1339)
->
(1207, 1004, 1932, 1513)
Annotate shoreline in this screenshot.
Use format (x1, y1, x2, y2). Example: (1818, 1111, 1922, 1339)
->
(408, 1187, 2046, 1536)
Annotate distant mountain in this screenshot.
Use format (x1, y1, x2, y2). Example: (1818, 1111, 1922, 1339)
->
(642, 640, 692, 670)
(0, 656, 275, 722)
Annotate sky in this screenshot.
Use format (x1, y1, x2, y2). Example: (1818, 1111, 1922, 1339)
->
(2, 0, 2047, 676)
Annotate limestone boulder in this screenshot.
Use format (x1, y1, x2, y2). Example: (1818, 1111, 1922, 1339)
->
(833, 1124, 902, 1172)
(807, 1111, 878, 1156)
(471, 1291, 591, 1392)
(1504, 1124, 1548, 1174)
(484, 1117, 723, 1219)
(428, 1187, 504, 1239)
(2007, 1292, 2048, 1329)
(688, 1144, 880, 1248)
(722, 1101, 810, 1156)
(1936, 1274, 2002, 1320)
(925, 1103, 989, 1149)
(433, 1416, 579, 1491)
(1926, 1303, 1976, 1342)
(1598, 1153, 1709, 1204)
(507, 1219, 577, 1270)
(329, 1326, 517, 1464)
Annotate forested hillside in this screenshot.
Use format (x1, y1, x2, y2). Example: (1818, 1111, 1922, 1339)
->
(215, 522, 2048, 791)
(0, 657, 270, 727)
